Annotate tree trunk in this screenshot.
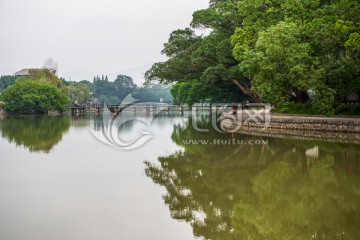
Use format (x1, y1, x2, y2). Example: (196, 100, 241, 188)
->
(232, 79, 262, 103)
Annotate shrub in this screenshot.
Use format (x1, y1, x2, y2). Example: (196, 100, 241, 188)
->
(335, 104, 360, 115)
(1, 80, 70, 113)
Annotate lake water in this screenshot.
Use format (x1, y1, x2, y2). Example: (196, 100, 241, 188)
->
(0, 112, 359, 240)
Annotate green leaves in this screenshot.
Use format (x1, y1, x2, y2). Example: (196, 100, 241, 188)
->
(232, 0, 360, 114)
(162, 28, 200, 58)
(191, 0, 242, 34)
(239, 21, 321, 108)
(91, 74, 137, 103)
(131, 83, 173, 103)
(171, 79, 245, 106)
(146, 0, 359, 112)
(0, 75, 17, 92)
(345, 32, 360, 56)
(66, 82, 91, 104)
(114, 75, 137, 101)
(1, 80, 70, 113)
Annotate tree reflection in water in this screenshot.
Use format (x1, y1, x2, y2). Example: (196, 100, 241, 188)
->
(145, 114, 360, 240)
(0, 115, 70, 153)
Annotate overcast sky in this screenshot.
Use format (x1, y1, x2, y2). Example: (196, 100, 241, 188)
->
(0, 0, 208, 84)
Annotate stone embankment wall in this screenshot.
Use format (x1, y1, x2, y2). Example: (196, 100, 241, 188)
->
(235, 114, 360, 144)
(268, 115, 360, 132)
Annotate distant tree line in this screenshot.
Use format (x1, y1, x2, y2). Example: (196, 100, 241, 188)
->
(0, 71, 174, 114)
(79, 76, 173, 104)
(132, 83, 173, 103)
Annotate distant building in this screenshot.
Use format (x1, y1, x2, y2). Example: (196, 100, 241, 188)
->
(43, 58, 58, 74)
(14, 68, 57, 76)
(14, 58, 58, 77)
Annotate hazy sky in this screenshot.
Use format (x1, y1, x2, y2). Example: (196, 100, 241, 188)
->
(0, 0, 208, 84)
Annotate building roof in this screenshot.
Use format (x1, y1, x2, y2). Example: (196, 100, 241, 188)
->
(14, 68, 30, 76)
(14, 68, 57, 76)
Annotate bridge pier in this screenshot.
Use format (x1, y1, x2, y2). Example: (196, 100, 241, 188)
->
(71, 107, 85, 116)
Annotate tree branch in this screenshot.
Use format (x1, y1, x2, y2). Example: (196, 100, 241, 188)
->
(232, 79, 262, 103)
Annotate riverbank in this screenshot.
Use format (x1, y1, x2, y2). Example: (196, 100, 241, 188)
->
(231, 113, 360, 144)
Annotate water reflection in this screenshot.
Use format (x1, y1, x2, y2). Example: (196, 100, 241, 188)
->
(145, 114, 360, 240)
(91, 112, 188, 149)
(0, 115, 70, 153)
(71, 116, 91, 128)
(92, 111, 187, 132)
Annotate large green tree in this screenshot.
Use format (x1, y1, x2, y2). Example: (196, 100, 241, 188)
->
(146, 0, 257, 103)
(146, 0, 359, 114)
(1, 80, 70, 113)
(232, 0, 360, 114)
(113, 75, 137, 101)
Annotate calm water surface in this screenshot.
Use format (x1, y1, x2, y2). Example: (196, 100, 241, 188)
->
(0, 113, 359, 240)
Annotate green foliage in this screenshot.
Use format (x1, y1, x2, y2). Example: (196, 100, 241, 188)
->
(335, 104, 360, 115)
(171, 80, 245, 106)
(162, 28, 200, 58)
(272, 102, 316, 115)
(79, 80, 95, 92)
(113, 75, 137, 101)
(92, 74, 137, 104)
(66, 82, 91, 104)
(0, 75, 17, 92)
(0, 115, 70, 152)
(17, 69, 63, 87)
(310, 85, 336, 115)
(146, 1, 255, 103)
(131, 83, 173, 103)
(1, 80, 70, 113)
(191, 0, 241, 35)
(93, 76, 115, 98)
(145, 28, 202, 83)
(0, 101, 5, 108)
(232, 0, 360, 115)
(98, 95, 120, 105)
(145, 0, 360, 112)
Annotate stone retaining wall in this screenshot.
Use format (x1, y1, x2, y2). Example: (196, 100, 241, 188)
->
(237, 127, 360, 144)
(226, 114, 360, 144)
(268, 116, 360, 133)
